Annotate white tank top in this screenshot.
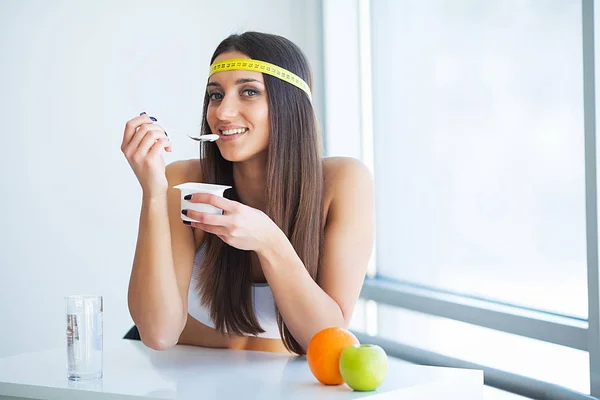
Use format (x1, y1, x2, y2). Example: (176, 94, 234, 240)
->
(187, 245, 281, 339)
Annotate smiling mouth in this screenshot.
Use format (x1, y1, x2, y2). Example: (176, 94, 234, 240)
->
(220, 128, 248, 136)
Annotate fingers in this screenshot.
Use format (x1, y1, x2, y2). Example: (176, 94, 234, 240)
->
(121, 113, 168, 151)
(121, 114, 153, 150)
(122, 124, 170, 162)
(182, 211, 228, 235)
(129, 123, 167, 153)
(190, 222, 228, 236)
(184, 193, 236, 213)
(136, 126, 169, 156)
(183, 210, 227, 226)
(147, 137, 171, 160)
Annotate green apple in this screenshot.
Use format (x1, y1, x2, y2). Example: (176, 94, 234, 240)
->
(339, 344, 387, 391)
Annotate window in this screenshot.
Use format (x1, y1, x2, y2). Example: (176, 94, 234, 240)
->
(372, 0, 586, 319)
(324, 0, 600, 398)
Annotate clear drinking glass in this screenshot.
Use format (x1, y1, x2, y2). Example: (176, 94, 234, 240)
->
(65, 295, 103, 380)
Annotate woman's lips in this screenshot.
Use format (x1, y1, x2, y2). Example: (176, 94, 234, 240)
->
(218, 130, 247, 142)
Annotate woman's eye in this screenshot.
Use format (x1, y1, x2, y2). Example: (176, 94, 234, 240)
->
(243, 89, 259, 97)
(209, 92, 223, 101)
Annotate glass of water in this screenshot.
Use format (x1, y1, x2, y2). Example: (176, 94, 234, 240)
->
(65, 295, 103, 380)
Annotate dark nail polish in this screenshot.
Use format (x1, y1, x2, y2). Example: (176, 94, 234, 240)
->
(149, 116, 157, 122)
(164, 130, 169, 137)
(184, 195, 192, 200)
(140, 112, 147, 115)
(181, 210, 188, 216)
(183, 220, 191, 225)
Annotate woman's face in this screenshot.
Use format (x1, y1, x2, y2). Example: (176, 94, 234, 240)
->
(206, 51, 270, 163)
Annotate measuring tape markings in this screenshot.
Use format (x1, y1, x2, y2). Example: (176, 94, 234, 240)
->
(209, 58, 312, 101)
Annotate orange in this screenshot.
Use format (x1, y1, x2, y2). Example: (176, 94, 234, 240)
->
(306, 327, 360, 385)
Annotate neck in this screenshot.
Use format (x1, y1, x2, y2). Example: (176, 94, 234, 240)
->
(233, 155, 267, 211)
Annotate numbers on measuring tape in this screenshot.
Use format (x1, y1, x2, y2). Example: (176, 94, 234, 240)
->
(209, 58, 312, 101)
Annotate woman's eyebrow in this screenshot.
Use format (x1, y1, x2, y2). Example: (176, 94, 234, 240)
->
(207, 78, 264, 88)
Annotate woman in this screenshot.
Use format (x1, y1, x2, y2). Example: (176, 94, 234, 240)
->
(121, 32, 374, 355)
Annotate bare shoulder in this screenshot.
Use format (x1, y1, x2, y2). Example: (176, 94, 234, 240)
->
(322, 157, 374, 222)
(166, 159, 202, 185)
(323, 156, 373, 194)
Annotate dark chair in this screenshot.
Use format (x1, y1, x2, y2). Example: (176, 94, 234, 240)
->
(123, 325, 141, 340)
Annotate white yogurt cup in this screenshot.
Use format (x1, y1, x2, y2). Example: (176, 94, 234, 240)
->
(173, 182, 232, 222)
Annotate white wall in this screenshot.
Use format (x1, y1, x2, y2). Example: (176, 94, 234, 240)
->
(0, 0, 323, 357)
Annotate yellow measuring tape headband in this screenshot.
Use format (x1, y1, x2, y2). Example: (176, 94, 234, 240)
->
(209, 58, 312, 101)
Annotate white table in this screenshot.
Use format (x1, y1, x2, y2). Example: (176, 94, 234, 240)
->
(0, 340, 483, 399)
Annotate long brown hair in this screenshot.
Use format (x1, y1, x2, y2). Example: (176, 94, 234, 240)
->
(196, 32, 324, 354)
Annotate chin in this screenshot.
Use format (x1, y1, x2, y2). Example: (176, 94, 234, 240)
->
(220, 153, 245, 162)
(218, 147, 267, 163)
(218, 150, 251, 163)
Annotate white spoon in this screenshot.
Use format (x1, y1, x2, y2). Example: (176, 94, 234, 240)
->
(145, 114, 218, 142)
(187, 133, 219, 142)
(166, 130, 219, 142)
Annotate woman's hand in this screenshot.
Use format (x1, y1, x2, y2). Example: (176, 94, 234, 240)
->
(121, 113, 172, 198)
(182, 193, 284, 253)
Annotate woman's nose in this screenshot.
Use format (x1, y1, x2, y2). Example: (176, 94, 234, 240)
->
(216, 95, 239, 120)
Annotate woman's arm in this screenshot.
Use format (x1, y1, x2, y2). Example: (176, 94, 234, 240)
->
(127, 160, 201, 350)
(257, 158, 374, 350)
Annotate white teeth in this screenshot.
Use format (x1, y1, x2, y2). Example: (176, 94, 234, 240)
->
(221, 128, 247, 136)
